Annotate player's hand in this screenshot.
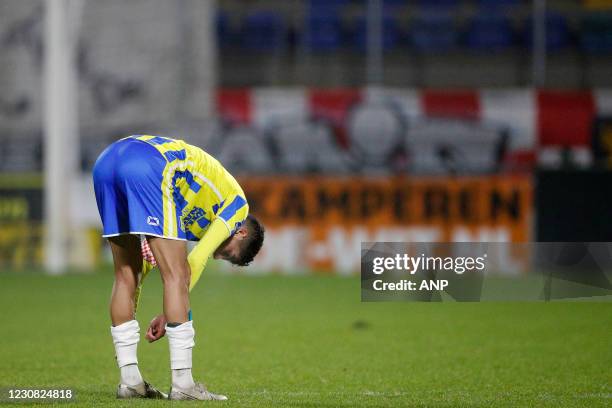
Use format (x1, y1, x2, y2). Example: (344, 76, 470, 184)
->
(146, 314, 167, 342)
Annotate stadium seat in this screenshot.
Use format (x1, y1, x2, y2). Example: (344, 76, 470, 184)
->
(523, 12, 571, 52)
(477, 0, 521, 8)
(241, 11, 286, 52)
(303, 10, 344, 52)
(308, 0, 349, 9)
(416, 0, 459, 8)
(352, 14, 401, 52)
(410, 12, 458, 53)
(465, 11, 515, 52)
(216, 11, 238, 48)
(350, 0, 408, 8)
(382, 0, 407, 8)
(580, 13, 612, 54)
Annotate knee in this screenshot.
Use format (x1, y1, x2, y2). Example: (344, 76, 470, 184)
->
(114, 265, 138, 289)
(161, 262, 190, 289)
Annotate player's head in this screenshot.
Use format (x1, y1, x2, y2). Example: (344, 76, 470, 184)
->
(214, 215, 264, 266)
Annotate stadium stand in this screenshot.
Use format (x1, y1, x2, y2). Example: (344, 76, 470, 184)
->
(416, 0, 459, 9)
(352, 14, 401, 52)
(410, 12, 458, 53)
(308, 0, 350, 10)
(580, 12, 612, 53)
(241, 11, 286, 52)
(522, 12, 571, 52)
(465, 10, 516, 52)
(477, 0, 521, 8)
(216, 11, 233, 48)
(303, 9, 345, 52)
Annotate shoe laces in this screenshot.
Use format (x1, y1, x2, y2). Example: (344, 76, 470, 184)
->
(195, 383, 208, 394)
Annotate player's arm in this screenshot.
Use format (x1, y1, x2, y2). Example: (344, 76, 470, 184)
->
(146, 196, 247, 342)
(189, 194, 249, 289)
(145, 223, 228, 343)
(187, 218, 230, 291)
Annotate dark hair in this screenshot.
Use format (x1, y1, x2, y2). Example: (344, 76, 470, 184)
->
(234, 215, 265, 266)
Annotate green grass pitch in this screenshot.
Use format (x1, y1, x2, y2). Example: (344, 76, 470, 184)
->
(0, 269, 610, 407)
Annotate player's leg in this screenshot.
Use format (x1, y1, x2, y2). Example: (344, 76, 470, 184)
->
(108, 234, 165, 399)
(109, 234, 141, 325)
(145, 237, 196, 389)
(146, 236, 227, 401)
(93, 138, 166, 399)
(146, 237, 190, 323)
(108, 234, 144, 392)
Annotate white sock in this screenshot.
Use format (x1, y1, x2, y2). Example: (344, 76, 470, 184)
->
(120, 364, 143, 387)
(172, 368, 195, 390)
(166, 321, 196, 389)
(110, 320, 144, 387)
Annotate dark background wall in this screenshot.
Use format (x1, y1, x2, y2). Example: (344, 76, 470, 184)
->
(536, 169, 612, 241)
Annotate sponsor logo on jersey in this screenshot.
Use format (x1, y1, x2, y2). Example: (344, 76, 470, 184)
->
(183, 207, 206, 230)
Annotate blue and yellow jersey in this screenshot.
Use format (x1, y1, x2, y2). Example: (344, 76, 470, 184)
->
(93, 134, 249, 291)
(131, 135, 248, 241)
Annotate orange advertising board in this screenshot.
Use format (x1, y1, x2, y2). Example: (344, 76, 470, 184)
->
(238, 176, 532, 273)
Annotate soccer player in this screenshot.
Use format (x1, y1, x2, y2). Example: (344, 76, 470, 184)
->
(92, 135, 264, 400)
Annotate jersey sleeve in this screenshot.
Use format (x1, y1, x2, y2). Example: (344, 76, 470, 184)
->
(215, 194, 249, 235)
(188, 218, 231, 291)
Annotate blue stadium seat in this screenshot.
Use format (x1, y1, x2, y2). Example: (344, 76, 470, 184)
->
(352, 0, 408, 8)
(308, 0, 349, 9)
(465, 11, 515, 51)
(329, 0, 406, 8)
(417, 0, 459, 6)
(411, 0, 461, 14)
(303, 10, 344, 52)
(580, 13, 612, 54)
(241, 11, 286, 52)
(523, 12, 571, 52)
(382, 0, 407, 8)
(352, 14, 401, 52)
(410, 12, 458, 53)
(216, 12, 236, 48)
(477, 0, 521, 8)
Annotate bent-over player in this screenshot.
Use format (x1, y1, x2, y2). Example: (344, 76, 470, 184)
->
(93, 135, 264, 400)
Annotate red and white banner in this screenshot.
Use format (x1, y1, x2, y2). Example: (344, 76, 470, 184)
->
(216, 87, 612, 166)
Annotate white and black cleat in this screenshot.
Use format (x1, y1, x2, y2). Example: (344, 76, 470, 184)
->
(169, 382, 228, 401)
(116, 381, 168, 399)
